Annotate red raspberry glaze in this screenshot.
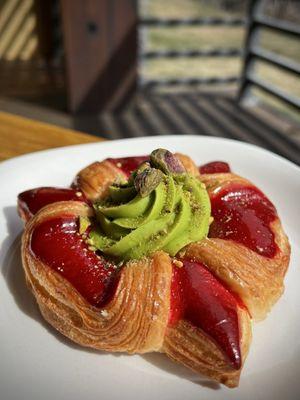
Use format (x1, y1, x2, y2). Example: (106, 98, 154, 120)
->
(209, 184, 278, 258)
(30, 216, 119, 307)
(200, 161, 231, 174)
(107, 156, 149, 177)
(170, 260, 242, 369)
(25, 157, 277, 370)
(18, 187, 87, 220)
(168, 265, 185, 325)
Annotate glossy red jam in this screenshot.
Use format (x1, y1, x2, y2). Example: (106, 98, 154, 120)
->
(107, 156, 149, 177)
(169, 265, 185, 326)
(200, 161, 231, 174)
(170, 260, 241, 369)
(30, 216, 119, 307)
(209, 184, 278, 258)
(18, 187, 86, 220)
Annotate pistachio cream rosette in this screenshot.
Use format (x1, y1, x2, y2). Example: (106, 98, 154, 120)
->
(88, 151, 210, 261)
(18, 148, 290, 388)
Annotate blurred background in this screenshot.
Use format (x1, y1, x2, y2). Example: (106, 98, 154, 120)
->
(0, 0, 299, 160)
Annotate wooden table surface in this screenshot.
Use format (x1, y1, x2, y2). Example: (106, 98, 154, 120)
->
(0, 111, 103, 162)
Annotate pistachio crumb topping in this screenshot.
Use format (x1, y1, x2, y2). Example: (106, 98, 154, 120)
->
(86, 149, 211, 261)
(173, 259, 183, 268)
(79, 216, 91, 234)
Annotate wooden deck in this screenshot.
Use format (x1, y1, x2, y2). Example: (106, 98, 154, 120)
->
(0, 91, 299, 165)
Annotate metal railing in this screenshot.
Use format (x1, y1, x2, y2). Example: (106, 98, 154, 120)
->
(139, 17, 245, 88)
(141, 17, 245, 27)
(139, 1, 300, 112)
(238, 0, 300, 111)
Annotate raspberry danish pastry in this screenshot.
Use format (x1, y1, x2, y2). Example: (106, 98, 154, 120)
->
(18, 149, 290, 388)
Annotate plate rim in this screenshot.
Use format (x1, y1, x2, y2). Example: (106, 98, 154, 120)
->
(0, 134, 299, 400)
(1, 135, 299, 174)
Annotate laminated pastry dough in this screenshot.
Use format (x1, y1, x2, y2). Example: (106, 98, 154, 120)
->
(188, 172, 290, 321)
(21, 201, 251, 388)
(22, 202, 171, 353)
(19, 153, 290, 388)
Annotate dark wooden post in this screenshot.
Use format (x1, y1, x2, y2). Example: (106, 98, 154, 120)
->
(34, 0, 56, 65)
(60, 0, 138, 113)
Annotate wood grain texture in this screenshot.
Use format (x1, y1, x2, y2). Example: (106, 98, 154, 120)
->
(0, 111, 103, 161)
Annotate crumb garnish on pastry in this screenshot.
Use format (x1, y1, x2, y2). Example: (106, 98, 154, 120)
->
(208, 184, 278, 257)
(87, 149, 211, 261)
(18, 150, 290, 389)
(30, 215, 120, 307)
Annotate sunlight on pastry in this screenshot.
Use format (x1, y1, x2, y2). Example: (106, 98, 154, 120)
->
(18, 148, 290, 388)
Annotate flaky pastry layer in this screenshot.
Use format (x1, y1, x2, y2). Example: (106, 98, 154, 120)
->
(191, 172, 291, 321)
(164, 306, 251, 388)
(22, 201, 172, 354)
(21, 200, 251, 387)
(19, 153, 290, 388)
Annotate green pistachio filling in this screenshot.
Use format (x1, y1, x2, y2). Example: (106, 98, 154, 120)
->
(87, 149, 211, 261)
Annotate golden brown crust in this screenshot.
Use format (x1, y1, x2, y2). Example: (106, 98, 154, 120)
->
(164, 307, 251, 388)
(19, 155, 290, 388)
(73, 160, 125, 201)
(175, 153, 200, 177)
(21, 200, 252, 387)
(22, 201, 172, 353)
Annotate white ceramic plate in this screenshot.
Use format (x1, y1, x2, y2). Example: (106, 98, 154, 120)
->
(0, 136, 299, 400)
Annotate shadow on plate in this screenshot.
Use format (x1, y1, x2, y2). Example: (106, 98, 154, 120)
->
(1, 206, 220, 390)
(1, 206, 104, 355)
(142, 353, 220, 389)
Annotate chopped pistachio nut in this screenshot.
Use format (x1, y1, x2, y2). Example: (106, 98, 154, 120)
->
(173, 259, 183, 268)
(134, 167, 164, 197)
(150, 148, 185, 175)
(79, 216, 91, 234)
